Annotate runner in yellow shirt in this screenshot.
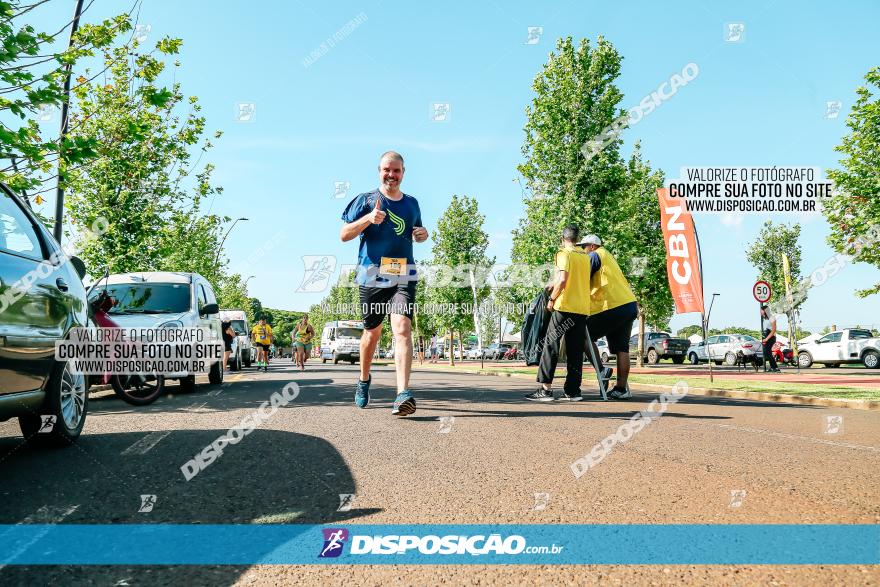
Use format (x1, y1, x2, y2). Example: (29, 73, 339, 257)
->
(250, 317, 274, 372)
(293, 314, 315, 372)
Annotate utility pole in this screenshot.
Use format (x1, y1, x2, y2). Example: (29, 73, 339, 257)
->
(53, 0, 87, 243)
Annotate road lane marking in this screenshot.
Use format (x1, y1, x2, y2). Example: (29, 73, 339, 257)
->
(121, 431, 171, 455)
(0, 504, 79, 568)
(699, 423, 880, 453)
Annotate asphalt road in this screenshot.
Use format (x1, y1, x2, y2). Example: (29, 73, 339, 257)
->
(1, 361, 878, 585)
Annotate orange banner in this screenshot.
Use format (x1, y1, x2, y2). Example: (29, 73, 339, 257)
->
(657, 187, 704, 314)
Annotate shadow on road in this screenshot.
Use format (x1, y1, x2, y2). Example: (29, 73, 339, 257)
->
(0, 426, 375, 585)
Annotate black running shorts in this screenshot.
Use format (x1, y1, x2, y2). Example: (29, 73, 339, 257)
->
(359, 281, 417, 330)
(586, 301, 638, 354)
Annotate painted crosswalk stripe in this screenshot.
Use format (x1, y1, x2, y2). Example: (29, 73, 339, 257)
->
(121, 431, 171, 455)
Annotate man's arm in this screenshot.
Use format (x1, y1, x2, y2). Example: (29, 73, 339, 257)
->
(547, 270, 569, 310)
(341, 195, 385, 242)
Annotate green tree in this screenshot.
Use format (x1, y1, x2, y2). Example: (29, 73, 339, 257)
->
(746, 221, 804, 311)
(64, 36, 225, 284)
(676, 324, 703, 338)
(608, 145, 674, 361)
(823, 66, 880, 297)
(427, 195, 493, 366)
(504, 36, 627, 319)
(0, 2, 132, 194)
(216, 273, 251, 318)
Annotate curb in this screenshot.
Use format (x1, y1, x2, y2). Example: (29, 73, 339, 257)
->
(413, 365, 880, 412)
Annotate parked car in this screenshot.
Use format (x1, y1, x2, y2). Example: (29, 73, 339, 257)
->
(797, 329, 880, 368)
(485, 343, 512, 360)
(466, 346, 485, 359)
(584, 338, 612, 363)
(0, 182, 90, 444)
(688, 334, 757, 365)
(320, 320, 363, 364)
(219, 309, 253, 370)
(89, 272, 224, 391)
(724, 335, 765, 365)
(630, 332, 691, 364)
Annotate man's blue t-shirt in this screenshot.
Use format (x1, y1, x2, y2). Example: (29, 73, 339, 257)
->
(341, 189, 422, 287)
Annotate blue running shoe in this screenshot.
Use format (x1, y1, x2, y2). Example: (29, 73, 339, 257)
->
(391, 390, 416, 416)
(355, 377, 370, 408)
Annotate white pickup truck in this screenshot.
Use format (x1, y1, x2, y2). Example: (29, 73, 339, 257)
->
(797, 328, 880, 369)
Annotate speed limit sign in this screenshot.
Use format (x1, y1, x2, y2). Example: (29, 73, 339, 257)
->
(753, 280, 772, 303)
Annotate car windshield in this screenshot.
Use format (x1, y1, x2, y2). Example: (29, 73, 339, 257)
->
(648, 333, 670, 340)
(93, 283, 190, 315)
(337, 328, 362, 339)
(230, 320, 248, 335)
(739, 335, 759, 343)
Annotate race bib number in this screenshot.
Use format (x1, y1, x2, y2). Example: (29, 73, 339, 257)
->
(379, 256, 406, 276)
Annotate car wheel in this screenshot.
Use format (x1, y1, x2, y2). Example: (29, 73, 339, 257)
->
(672, 356, 685, 364)
(111, 374, 165, 406)
(349, 360, 356, 365)
(179, 374, 197, 392)
(724, 352, 737, 366)
(209, 360, 224, 385)
(333, 352, 340, 365)
(688, 352, 700, 365)
(647, 349, 659, 364)
(244, 351, 252, 368)
(798, 351, 813, 369)
(863, 350, 880, 369)
(19, 360, 88, 446)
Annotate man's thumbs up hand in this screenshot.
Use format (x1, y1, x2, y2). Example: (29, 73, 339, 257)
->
(369, 195, 386, 224)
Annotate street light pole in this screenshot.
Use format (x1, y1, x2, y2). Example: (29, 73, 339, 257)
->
(243, 274, 255, 288)
(705, 293, 720, 382)
(214, 217, 249, 267)
(53, 0, 87, 243)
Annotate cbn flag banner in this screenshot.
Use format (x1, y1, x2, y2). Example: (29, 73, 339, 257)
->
(657, 188, 704, 314)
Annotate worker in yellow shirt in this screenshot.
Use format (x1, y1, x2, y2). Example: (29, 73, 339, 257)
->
(579, 234, 638, 399)
(525, 225, 592, 402)
(250, 317, 274, 372)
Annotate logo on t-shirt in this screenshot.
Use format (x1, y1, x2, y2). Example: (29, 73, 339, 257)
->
(387, 209, 406, 236)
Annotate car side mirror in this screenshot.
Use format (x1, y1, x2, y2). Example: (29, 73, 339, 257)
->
(69, 255, 87, 280)
(202, 303, 219, 315)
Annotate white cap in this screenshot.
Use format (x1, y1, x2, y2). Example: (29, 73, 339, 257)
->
(576, 234, 602, 246)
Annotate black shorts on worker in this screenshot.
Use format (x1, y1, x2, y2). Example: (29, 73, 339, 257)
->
(359, 281, 417, 330)
(255, 342, 271, 351)
(586, 301, 638, 353)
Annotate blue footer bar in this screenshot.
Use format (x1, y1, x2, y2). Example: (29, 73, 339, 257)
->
(1, 524, 877, 565)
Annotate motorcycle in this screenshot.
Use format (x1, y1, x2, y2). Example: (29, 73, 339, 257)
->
(771, 341, 795, 366)
(87, 271, 166, 406)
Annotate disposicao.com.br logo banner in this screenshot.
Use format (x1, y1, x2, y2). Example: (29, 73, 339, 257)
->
(1, 525, 877, 565)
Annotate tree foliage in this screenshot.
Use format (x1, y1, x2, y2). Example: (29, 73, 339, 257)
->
(507, 37, 627, 316)
(746, 220, 803, 310)
(0, 1, 133, 193)
(64, 35, 226, 287)
(425, 195, 493, 362)
(823, 66, 880, 297)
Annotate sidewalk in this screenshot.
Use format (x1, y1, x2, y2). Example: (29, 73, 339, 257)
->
(412, 361, 880, 411)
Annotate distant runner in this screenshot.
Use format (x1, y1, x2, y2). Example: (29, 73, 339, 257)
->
(251, 317, 274, 372)
(340, 151, 428, 416)
(293, 314, 315, 372)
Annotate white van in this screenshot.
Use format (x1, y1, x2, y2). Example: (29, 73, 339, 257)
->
(320, 320, 364, 364)
(91, 271, 224, 391)
(219, 309, 254, 370)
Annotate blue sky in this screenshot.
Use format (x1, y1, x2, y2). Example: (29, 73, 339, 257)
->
(29, 0, 880, 334)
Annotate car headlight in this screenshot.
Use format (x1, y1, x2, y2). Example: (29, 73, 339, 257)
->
(159, 320, 184, 328)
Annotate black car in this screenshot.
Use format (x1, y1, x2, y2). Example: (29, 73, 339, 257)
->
(0, 183, 89, 445)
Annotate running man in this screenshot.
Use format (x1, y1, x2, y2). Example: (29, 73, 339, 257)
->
(293, 314, 315, 372)
(340, 151, 428, 416)
(251, 317, 274, 372)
